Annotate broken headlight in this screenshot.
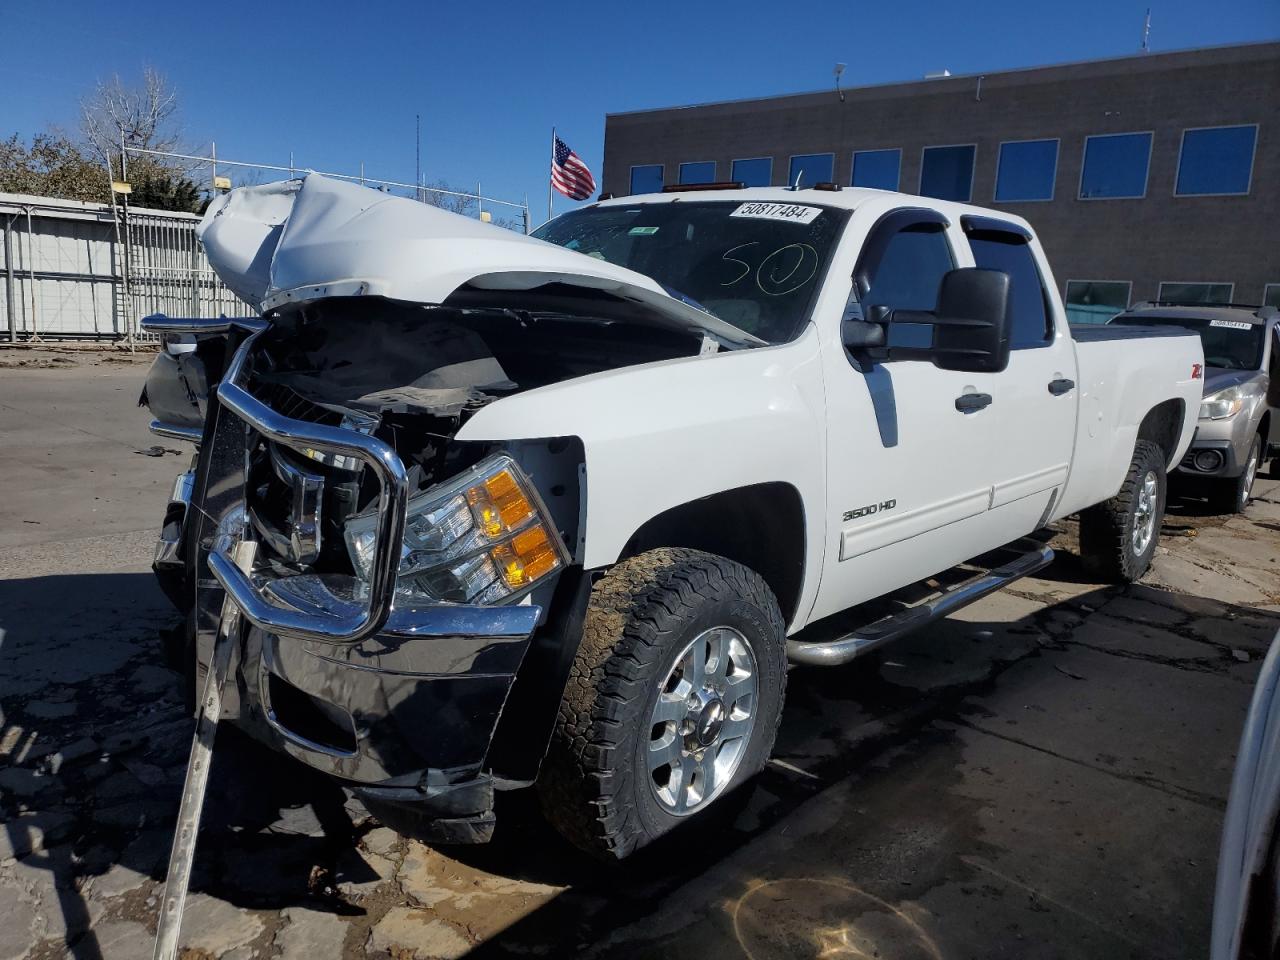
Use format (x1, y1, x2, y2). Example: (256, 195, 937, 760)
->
(343, 455, 568, 605)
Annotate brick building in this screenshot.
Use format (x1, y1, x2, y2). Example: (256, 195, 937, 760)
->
(601, 42, 1280, 322)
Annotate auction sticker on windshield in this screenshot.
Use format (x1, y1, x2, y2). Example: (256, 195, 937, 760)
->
(1210, 319, 1253, 330)
(730, 202, 822, 225)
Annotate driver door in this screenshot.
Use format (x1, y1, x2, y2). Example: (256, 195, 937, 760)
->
(809, 208, 1007, 623)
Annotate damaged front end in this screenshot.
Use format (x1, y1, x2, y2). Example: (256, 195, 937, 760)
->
(141, 304, 603, 841)
(135, 173, 755, 840)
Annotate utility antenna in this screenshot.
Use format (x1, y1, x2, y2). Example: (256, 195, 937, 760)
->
(415, 113, 422, 201)
(834, 62, 847, 102)
(1141, 8, 1151, 52)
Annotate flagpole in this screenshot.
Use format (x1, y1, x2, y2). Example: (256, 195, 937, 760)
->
(547, 127, 556, 223)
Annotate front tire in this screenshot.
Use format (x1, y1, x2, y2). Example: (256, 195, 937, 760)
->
(1210, 434, 1261, 515)
(1079, 439, 1167, 583)
(538, 548, 786, 861)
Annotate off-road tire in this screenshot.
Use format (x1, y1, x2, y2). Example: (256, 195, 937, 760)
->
(538, 548, 786, 861)
(1210, 434, 1262, 515)
(1079, 439, 1166, 583)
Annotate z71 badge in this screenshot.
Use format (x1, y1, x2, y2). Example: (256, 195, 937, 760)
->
(843, 499, 897, 522)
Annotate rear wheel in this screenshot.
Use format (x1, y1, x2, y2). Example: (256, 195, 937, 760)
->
(1079, 439, 1166, 583)
(1210, 434, 1261, 515)
(538, 548, 786, 861)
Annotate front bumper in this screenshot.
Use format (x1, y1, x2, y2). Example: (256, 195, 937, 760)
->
(171, 320, 544, 842)
(227, 598, 539, 841)
(1176, 439, 1243, 479)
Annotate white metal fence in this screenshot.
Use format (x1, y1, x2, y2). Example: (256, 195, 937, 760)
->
(0, 191, 251, 340)
(2, 154, 533, 341)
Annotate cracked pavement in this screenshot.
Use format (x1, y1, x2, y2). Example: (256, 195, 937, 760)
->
(1, 362, 1278, 959)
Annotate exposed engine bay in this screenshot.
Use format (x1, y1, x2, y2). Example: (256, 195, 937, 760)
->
(233, 292, 705, 593)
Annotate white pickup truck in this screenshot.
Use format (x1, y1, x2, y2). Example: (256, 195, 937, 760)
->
(140, 175, 1202, 860)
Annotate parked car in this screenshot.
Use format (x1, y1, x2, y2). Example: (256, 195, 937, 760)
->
(138, 174, 1202, 859)
(1212, 629, 1280, 960)
(1110, 303, 1280, 513)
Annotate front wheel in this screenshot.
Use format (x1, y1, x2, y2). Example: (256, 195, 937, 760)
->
(1210, 435, 1261, 515)
(1079, 439, 1167, 583)
(538, 548, 786, 861)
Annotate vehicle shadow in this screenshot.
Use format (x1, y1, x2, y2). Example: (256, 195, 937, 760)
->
(443, 570, 1280, 958)
(5, 561, 1278, 958)
(0, 571, 371, 958)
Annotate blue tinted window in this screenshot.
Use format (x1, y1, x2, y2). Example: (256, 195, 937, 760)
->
(968, 230, 1051, 347)
(920, 145, 975, 201)
(864, 225, 955, 349)
(1176, 126, 1256, 196)
(1157, 282, 1233, 305)
(851, 149, 900, 190)
(788, 153, 834, 187)
(1079, 133, 1151, 199)
(629, 165, 664, 195)
(679, 161, 716, 185)
(731, 157, 772, 187)
(1064, 281, 1130, 324)
(995, 140, 1058, 202)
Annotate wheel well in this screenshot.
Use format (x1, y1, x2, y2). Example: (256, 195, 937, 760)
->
(1137, 399, 1186, 470)
(1258, 410, 1271, 449)
(620, 482, 806, 625)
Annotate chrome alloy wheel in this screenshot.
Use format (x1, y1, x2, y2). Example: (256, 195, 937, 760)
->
(1132, 470, 1159, 555)
(647, 626, 757, 816)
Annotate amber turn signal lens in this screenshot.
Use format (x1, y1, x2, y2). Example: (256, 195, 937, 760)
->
(492, 524, 561, 587)
(466, 469, 536, 538)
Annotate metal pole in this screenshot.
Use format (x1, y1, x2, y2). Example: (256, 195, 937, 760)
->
(477, 180, 482, 220)
(189, 223, 199, 317)
(547, 127, 555, 223)
(3, 215, 15, 342)
(415, 114, 421, 202)
(24, 207, 38, 341)
(360, 161, 365, 186)
(120, 130, 134, 345)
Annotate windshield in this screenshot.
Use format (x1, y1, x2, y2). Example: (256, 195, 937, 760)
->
(532, 200, 850, 344)
(1111, 314, 1265, 370)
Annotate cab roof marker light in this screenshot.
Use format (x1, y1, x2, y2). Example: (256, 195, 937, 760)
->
(660, 182, 746, 193)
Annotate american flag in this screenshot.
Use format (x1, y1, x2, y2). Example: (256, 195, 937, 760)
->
(551, 136, 596, 201)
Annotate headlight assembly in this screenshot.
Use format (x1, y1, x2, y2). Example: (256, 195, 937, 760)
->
(343, 454, 568, 605)
(1198, 385, 1246, 420)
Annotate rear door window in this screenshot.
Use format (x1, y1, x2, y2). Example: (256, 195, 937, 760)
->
(965, 227, 1053, 349)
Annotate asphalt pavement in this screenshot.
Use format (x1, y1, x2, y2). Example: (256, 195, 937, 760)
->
(1, 356, 1278, 960)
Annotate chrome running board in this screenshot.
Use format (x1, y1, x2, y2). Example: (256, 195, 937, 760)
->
(786, 539, 1054, 667)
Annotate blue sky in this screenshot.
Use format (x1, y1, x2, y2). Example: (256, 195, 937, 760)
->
(5, 0, 1277, 221)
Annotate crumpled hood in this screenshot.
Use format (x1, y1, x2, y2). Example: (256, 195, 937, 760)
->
(197, 174, 763, 348)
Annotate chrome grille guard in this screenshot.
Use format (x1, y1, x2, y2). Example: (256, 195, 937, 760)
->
(208, 331, 410, 645)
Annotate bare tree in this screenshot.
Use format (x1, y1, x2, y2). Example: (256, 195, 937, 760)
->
(80, 67, 183, 170)
(418, 179, 477, 217)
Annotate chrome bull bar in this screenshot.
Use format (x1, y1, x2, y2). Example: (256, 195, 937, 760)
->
(209, 331, 410, 645)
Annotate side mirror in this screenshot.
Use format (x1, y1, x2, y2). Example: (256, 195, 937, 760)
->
(930, 268, 1013, 373)
(889, 268, 1013, 374)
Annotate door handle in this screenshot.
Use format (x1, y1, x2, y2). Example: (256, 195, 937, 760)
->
(1048, 378, 1076, 396)
(955, 392, 993, 413)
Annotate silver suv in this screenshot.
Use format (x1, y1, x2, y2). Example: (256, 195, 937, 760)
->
(1111, 303, 1279, 513)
